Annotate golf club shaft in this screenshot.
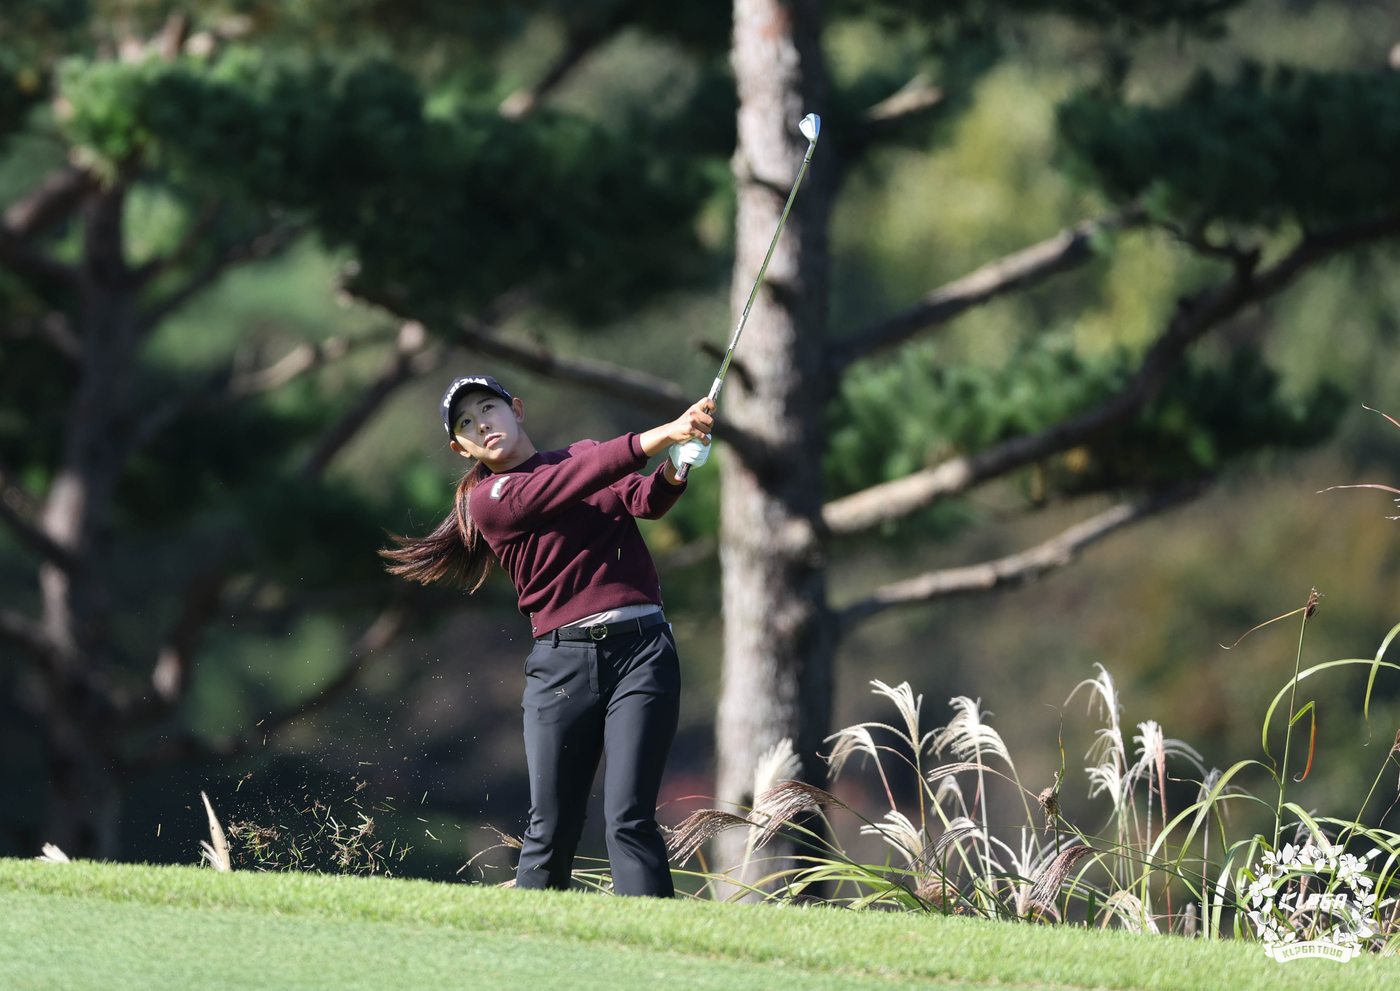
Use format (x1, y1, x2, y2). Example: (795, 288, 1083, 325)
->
(676, 132, 819, 482)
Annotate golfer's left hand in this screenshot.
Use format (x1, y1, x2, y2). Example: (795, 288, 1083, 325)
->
(670, 438, 710, 471)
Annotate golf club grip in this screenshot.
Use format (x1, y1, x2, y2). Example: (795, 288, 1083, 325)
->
(674, 374, 726, 482)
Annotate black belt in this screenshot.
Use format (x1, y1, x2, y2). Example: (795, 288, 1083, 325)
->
(539, 611, 667, 643)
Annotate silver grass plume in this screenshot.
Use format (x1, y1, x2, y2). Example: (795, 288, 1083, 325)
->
(859, 810, 927, 864)
(933, 774, 968, 818)
(1070, 665, 1129, 818)
(749, 779, 846, 849)
(931, 697, 1011, 766)
(666, 809, 753, 865)
(1025, 844, 1097, 911)
(752, 737, 801, 800)
(823, 724, 879, 781)
(870, 679, 937, 755)
(1129, 720, 1205, 790)
(1099, 890, 1161, 933)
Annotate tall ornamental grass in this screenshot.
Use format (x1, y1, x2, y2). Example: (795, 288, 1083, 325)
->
(665, 599, 1400, 954)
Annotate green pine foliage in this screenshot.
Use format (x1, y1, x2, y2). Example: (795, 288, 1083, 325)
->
(1060, 64, 1400, 229)
(56, 48, 715, 322)
(827, 340, 1346, 499)
(842, 0, 1243, 35)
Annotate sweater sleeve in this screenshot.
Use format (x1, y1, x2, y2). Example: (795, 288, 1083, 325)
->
(471, 434, 648, 535)
(609, 462, 687, 520)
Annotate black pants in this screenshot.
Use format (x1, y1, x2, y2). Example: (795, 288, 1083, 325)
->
(515, 625, 680, 896)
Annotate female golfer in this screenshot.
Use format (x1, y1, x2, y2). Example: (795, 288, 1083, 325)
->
(382, 374, 713, 897)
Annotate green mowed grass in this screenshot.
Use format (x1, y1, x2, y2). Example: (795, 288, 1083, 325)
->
(1, 859, 1395, 990)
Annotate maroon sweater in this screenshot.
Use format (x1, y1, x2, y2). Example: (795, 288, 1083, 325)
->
(469, 434, 685, 636)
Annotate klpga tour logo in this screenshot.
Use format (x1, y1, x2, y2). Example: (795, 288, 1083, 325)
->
(1244, 842, 1380, 962)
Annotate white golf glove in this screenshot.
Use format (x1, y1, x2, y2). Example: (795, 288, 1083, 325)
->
(669, 437, 710, 472)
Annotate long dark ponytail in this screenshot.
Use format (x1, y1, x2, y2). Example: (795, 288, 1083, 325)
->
(380, 461, 496, 591)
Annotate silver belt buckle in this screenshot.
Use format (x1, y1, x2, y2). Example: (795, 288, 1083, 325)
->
(588, 623, 608, 641)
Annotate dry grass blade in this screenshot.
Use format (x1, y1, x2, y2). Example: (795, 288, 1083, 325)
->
(926, 761, 1038, 800)
(927, 761, 996, 779)
(35, 843, 70, 863)
(932, 817, 984, 857)
(1219, 605, 1308, 649)
(750, 780, 845, 849)
(485, 824, 523, 850)
(1363, 403, 1400, 432)
(463, 826, 524, 873)
(1026, 844, 1097, 908)
(666, 809, 752, 865)
(199, 790, 232, 872)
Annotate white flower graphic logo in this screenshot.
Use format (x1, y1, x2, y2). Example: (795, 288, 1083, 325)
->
(1244, 842, 1378, 963)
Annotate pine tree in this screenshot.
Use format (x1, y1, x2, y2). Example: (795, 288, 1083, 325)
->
(0, 0, 1390, 872)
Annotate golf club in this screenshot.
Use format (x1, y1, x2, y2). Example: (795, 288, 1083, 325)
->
(676, 112, 821, 482)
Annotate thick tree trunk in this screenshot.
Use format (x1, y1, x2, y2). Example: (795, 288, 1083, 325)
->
(36, 187, 139, 858)
(712, 0, 833, 888)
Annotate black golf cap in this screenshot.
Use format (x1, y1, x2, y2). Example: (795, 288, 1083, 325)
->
(440, 375, 513, 438)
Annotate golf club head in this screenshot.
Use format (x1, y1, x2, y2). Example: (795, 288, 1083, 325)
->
(799, 113, 821, 143)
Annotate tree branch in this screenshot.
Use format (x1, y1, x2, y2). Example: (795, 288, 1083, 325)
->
(0, 232, 81, 287)
(498, 22, 613, 118)
(822, 212, 1400, 534)
(122, 606, 404, 776)
(827, 208, 1143, 372)
(2, 311, 84, 361)
(343, 280, 771, 465)
(839, 73, 946, 164)
(0, 608, 56, 664)
(131, 201, 221, 287)
(864, 73, 945, 124)
(2, 165, 97, 241)
(454, 315, 770, 464)
(147, 556, 233, 708)
(835, 483, 1205, 630)
(298, 322, 444, 481)
(457, 313, 692, 415)
(0, 458, 41, 518)
(229, 335, 357, 396)
(135, 224, 305, 335)
(0, 165, 100, 287)
(0, 465, 78, 572)
(127, 330, 397, 457)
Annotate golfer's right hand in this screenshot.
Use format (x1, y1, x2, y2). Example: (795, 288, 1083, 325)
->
(670, 397, 714, 445)
(639, 398, 715, 459)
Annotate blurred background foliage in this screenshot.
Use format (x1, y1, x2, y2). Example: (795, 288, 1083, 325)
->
(3, 0, 1400, 880)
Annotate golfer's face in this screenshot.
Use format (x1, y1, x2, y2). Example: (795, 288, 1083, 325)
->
(452, 391, 521, 462)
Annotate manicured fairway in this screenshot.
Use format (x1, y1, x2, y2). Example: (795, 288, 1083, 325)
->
(1, 859, 1395, 990)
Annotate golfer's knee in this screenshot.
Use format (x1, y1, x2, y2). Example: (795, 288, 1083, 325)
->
(607, 814, 661, 845)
